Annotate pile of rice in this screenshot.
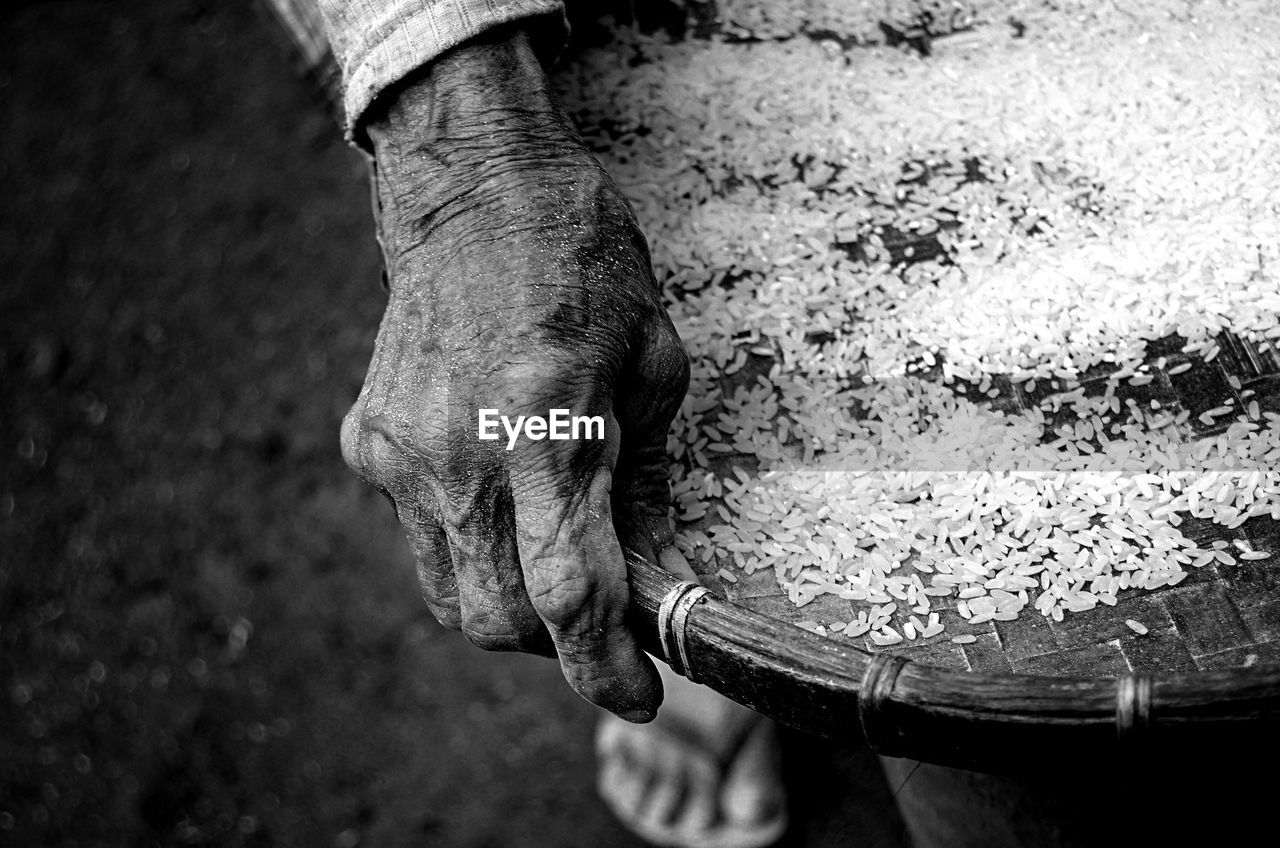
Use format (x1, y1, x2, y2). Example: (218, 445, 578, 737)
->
(556, 2, 1280, 654)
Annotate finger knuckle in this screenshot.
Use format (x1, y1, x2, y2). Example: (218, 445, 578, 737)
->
(339, 406, 366, 472)
(414, 561, 454, 600)
(459, 602, 545, 651)
(526, 560, 615, 634)
(339, 408, 408, 486)
(462, 627, 523, 652)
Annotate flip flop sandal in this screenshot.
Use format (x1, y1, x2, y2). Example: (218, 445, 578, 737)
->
(596, 706, 787, 848)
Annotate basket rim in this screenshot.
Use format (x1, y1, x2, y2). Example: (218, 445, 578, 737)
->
(626, 552, 1280, 772)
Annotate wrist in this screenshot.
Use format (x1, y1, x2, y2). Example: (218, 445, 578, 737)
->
(367, 24, 579, 168)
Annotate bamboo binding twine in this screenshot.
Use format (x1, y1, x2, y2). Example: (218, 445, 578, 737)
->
(655, 581, 710, 682)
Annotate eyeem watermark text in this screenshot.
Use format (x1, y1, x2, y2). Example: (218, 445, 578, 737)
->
(478, 409, 605, 450)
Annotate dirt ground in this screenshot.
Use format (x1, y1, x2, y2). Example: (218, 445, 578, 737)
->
(0, 2, 908, 846)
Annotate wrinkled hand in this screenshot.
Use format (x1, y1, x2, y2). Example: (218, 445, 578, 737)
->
(340, 27, 690, 721)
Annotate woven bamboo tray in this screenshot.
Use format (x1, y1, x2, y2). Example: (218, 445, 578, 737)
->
(627, 300, 1280, 775)
(603, 3, 1280, 773)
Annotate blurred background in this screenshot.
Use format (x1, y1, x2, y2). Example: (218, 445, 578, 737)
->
(0, 2, 904, 845)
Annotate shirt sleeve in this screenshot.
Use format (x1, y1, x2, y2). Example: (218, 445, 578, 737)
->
(316, 0, 567, 142)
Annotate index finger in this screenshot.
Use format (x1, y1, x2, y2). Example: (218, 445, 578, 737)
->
(510, 448, 662, 722)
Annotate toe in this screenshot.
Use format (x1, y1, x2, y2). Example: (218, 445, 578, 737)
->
(596, 715, 649, 815)
(679, 761, 719, 834)
(720, 721, 786, 828)
(641, 739, 688, 828)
